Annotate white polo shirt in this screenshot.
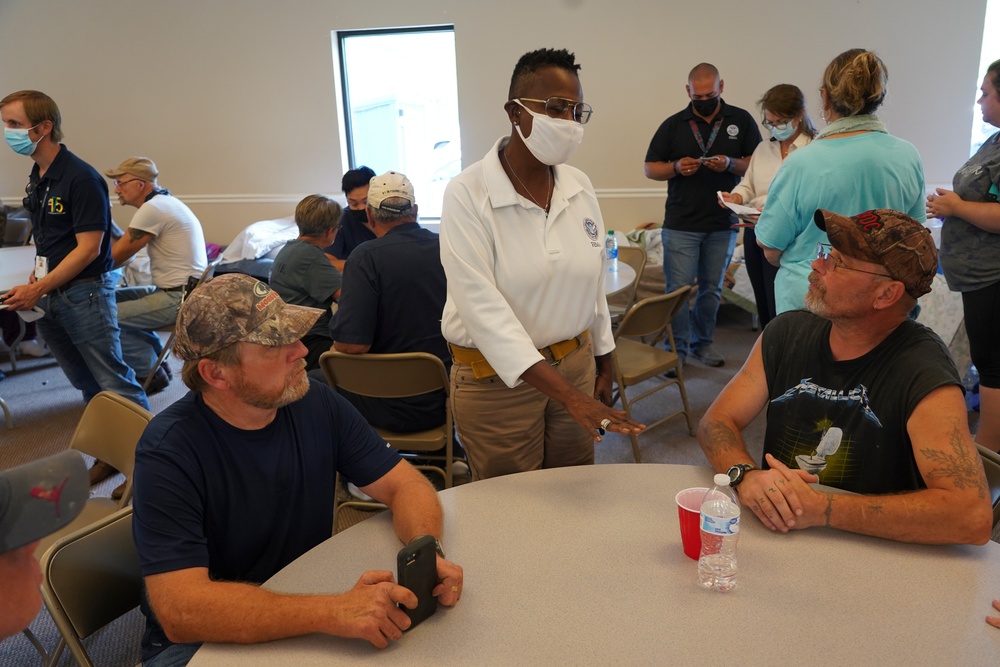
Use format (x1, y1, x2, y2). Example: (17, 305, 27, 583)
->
(440, 137, 615, 388)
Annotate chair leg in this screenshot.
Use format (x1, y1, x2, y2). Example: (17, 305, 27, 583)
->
(22, 628, 48, 663)
(0, 396, 12, 429)
(617, 383, 643, 463)
(143, 331, 176, 391)
(676, 370, 696, 436)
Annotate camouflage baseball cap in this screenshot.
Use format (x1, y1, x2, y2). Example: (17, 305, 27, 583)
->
(814, 209, 937, 298)
(173, 273, 323, 360)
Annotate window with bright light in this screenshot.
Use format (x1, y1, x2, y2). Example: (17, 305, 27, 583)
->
(335, 26, 462, 219)
(970, 0, 1000, 154)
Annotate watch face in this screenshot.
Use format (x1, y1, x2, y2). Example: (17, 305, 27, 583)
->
(728, 467, 741, 484)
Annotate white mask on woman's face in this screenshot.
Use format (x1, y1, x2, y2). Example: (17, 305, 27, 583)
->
(513, 100, 584, 166)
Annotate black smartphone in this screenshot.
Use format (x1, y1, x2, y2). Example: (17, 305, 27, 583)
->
(397, 535, 438, 629)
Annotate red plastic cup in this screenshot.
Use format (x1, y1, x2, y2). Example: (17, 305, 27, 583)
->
(675, 487, 709, 560)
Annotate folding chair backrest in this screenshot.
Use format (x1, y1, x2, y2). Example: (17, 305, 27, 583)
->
(615, 286, 692, 342)
(70, 391, 152, 505)
(319, 351, 449, 399)
(978, 445, 1000, 528)
(40, 507, 141, 667)
(609, 245, 647, 309)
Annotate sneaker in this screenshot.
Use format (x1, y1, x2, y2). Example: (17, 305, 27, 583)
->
(138, 365, 171, 396)
(17, 339, 50, 358)
(162, 360, 173, 380)
(692, 345, 724, 367)
(89, 460, 118, 486)
(453, 461, 471, 479)
(664, 355, 685, 379)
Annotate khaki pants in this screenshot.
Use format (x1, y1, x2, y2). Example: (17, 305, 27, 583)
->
(450, 337, 596, 480)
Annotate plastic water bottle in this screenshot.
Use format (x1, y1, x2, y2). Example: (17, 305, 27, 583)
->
(698, 473, 740, 592)
(605, 231, 618, 272)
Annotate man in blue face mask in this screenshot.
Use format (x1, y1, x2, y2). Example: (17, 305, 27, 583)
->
(0, 90, 149, 418)
(322, 166, 377, 271)
(644, 64, 761, 369)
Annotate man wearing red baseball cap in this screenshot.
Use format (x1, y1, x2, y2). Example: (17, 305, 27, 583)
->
(698, 208, 992, 545)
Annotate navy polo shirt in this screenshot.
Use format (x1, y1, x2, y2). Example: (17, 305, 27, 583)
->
(645, 101, 761, 232)
(322, 213, 377, 259)
(28, 145, 113, 278)
(330, 222, 449, 365)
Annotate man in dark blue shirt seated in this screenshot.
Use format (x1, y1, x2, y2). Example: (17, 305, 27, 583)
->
(323, 166, 377, 271)
(131, 273, 463, 666)
(330, 171, 450, 434)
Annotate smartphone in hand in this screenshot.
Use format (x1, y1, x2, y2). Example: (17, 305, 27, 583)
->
(397, 535, 438, 629)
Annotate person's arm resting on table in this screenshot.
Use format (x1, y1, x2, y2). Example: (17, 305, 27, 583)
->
(699, 338, 993, 544)
(144, 460, 462, 649)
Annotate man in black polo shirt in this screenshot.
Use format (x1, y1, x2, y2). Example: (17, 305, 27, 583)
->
(644, 63, 760, 368)
(330, 171, 449, 433)
(0, 90, 148, 410)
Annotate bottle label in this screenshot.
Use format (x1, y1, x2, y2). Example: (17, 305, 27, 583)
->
(701, 513, 740, 536)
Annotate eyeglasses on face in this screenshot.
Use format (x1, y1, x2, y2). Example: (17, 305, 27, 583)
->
(114, 179, 142, 188)
(762, 117, 795, 131)
(815, 243, 891, 278)
(23, 180, 39, 212)
(516, 97, 593, 124)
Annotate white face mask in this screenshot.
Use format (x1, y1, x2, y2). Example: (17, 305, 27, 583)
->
(513, 100, 584, 166)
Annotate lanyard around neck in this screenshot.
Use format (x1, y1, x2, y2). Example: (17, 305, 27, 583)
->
(689, 118, 723, 157)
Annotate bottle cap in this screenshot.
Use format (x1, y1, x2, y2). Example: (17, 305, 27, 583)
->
(714, 473, 730, 487)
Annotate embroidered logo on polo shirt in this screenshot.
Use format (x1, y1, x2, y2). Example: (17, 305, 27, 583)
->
(583, 218, 599, 241)
(727, 125, 739, 137)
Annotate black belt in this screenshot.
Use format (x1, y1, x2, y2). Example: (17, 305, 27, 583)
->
(55, 275, 102, 294)
(160, 285, 186, 292)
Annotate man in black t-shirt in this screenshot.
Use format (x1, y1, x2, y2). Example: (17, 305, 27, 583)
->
(698, 208, 991, 545)
(644, 63, 760, 368)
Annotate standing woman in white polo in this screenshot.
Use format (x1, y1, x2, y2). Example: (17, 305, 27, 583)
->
(440, 48, 644, 481)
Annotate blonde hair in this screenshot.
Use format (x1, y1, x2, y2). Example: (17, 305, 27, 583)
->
(822, 49, 887, 117)
(0, 90, 64, 142)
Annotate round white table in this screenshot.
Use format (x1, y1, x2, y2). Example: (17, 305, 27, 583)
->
(0, 245, 36, 374)
(603, 262, 636, 298)
(190, 464, 1000, 666)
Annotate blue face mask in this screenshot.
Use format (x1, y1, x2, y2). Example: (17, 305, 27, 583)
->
(767, 120, 797, 142)
(4, 124, 42, 156)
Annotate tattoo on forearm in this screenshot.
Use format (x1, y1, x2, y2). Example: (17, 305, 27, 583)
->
(824, 494, 834, 527)
(128, 228, 152, 242)
(919, 421, 989, 499)
(701, 420, 741, 457)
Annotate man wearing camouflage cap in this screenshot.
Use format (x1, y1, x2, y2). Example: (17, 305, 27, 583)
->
(131, 274, 463, 665)
(698, 208, 992, 545)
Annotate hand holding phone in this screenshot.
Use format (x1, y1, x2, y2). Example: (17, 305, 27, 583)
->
(397, 535, 438, 629)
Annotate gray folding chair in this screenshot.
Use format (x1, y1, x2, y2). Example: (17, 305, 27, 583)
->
(978, 444, 1000, 528)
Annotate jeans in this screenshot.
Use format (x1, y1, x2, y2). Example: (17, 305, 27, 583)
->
(144, 642, 202, 667)
(116, 286, 183, 376)
(661, 228, 737, 357)
(36, 274, 149, 409)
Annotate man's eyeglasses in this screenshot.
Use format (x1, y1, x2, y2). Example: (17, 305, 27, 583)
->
(815, 243, 891, 278)
(516, 97, 593, 124)
(114, 179, 142, 188)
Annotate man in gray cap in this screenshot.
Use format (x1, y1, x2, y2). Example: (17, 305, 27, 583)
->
(698, 208, 992, 545)
(330, 171, 449, 433)
(0, 451, 88, 639)
(104, 157, 208, 394)
(131, 273, 463, 666)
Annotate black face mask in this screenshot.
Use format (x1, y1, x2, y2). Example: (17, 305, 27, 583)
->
(349, 208, 368, 225)
(692, 97, 721, 117)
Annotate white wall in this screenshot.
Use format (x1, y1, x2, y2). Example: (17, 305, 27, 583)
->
(0, 0, 987, 243)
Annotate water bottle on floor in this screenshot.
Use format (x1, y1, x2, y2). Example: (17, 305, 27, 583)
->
(698, 473, 740, 592)
(605, 231, 618, 272)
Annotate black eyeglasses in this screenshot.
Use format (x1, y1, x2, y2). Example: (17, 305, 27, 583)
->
(516, 97, 593, 124)
(23, 179, 40, 213)
(815, 243, 891, 278)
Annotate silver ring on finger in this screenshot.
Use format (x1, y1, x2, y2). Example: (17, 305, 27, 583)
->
(600, 418, 612, 429)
